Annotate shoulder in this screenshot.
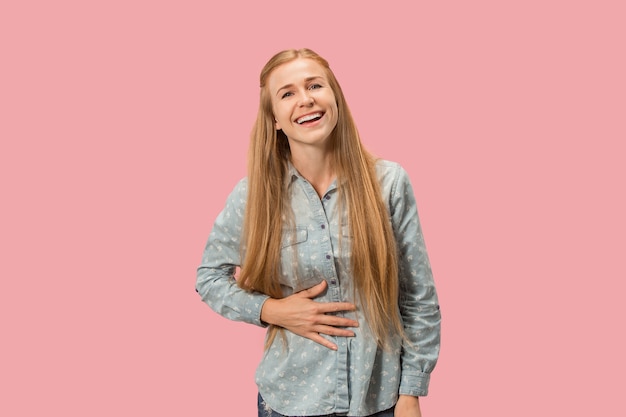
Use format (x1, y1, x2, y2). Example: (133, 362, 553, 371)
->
(375, 159, 403, 175)
(223, 177, 249, 207)
(232, 177, 248, 193)
(374, 159, 411, 190)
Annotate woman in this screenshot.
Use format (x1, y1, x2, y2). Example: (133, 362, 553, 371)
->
(196, 48, 441, 417)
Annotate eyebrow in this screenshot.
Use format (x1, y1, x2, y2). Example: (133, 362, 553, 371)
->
(276, 76, 325, 96)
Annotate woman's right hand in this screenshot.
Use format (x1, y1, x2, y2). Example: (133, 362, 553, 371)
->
(260, 280, 358, 350)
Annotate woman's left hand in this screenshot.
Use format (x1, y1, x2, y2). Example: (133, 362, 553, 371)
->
(394, 395, 422, 417)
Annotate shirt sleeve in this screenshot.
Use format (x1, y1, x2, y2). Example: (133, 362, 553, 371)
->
(195, 179, 270, 327)
(389, 165, 441, 397)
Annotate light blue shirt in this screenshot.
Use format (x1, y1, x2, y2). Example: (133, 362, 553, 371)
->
(196, 160, 441, 416)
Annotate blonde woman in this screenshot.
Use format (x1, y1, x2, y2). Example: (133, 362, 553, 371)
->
(196, 48, 441, 417)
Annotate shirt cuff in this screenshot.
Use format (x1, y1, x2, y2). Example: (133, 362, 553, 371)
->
(399, 371, 431, 397)
(248, 293, 271, 327)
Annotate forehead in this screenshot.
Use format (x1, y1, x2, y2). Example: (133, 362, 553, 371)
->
(268, 58, 328, 92)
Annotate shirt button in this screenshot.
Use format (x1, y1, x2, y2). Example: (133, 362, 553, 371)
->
(325, 195, 331, 200)
(326, 254, 331, 259)
(320, 224, 326, 229)
(330, 279, 337, 285)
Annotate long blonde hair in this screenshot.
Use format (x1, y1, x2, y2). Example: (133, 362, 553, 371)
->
(238, 48, 402, 348)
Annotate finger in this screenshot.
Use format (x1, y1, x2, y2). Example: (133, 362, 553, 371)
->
(306, 332, 338, 351)
(317, 302, 357, 314)
(317, 315, 359, 328)
(298, 280, 327, 299)
(314, 325, 356, 338)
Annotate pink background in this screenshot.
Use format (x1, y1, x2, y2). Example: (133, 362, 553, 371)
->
(2, 1, 625, 415)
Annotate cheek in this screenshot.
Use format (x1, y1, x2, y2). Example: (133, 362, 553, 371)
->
(271, 105, 281, 126)
(330, 102, 339, 121)
(273, 103, 288, 121)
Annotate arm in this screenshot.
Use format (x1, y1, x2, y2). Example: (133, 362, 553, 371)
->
(197, 179, 359, 340)
(196, 179, 270, 326)
(389, 165, 441, 400)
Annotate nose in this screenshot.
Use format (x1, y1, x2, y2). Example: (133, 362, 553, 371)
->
(298, 91, 314, 107)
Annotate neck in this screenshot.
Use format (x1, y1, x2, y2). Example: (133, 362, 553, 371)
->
(290, 148, 335, 198)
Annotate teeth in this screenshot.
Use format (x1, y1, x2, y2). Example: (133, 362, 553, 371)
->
(297, 113, 322, 124)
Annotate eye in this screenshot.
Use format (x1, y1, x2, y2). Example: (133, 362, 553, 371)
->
(281, 91, 294, 99)
(309, 83, 322, 90)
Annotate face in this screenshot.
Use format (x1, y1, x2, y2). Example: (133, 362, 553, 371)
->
(267, 58, 339, 152)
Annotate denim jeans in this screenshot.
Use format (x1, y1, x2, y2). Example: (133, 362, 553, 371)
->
(257, 394, 395, 417)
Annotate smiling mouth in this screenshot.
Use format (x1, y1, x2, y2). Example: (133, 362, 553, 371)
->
(296, 112, 324, 124)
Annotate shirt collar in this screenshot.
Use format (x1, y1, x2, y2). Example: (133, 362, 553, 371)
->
(285, 161, 300, 187)
(285, 160, 339, 195)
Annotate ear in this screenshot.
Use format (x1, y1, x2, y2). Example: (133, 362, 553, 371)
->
(274, 118, 281, 131)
